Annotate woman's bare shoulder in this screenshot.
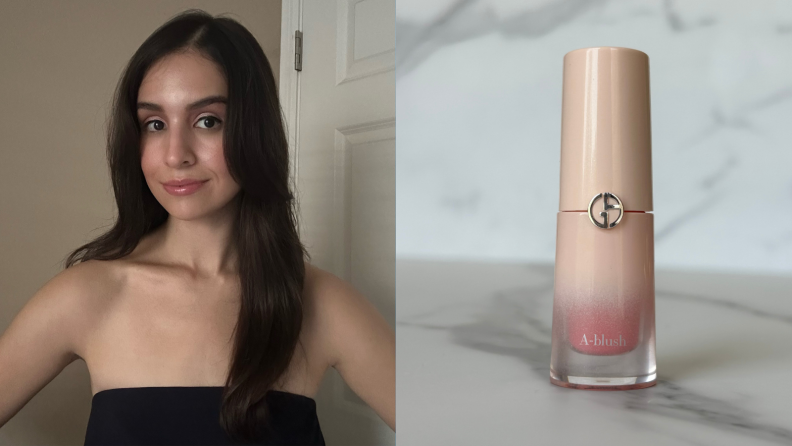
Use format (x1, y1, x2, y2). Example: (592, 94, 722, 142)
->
(0, 259, 120, 426)
(302, 263, 365, 323)
(0, 259, 116, 369)
(301, 262, 393, 367)
(299, 262, 395, 429)
(34, 260, 110, 307)
(303, 263, 353, 302)
(39, 260, 121, 335)
(58, 259, 121, 303)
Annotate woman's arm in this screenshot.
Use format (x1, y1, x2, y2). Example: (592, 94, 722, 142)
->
(0, 262, 96, 427)
(305, 264, 395, 431)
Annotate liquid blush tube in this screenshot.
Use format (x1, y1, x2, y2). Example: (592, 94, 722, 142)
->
(549, 47, 657, 390)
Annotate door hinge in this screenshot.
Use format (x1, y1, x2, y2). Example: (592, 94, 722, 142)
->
(294, 30, 303, 71)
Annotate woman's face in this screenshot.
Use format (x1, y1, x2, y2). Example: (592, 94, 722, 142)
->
(137, 49, 240, 221)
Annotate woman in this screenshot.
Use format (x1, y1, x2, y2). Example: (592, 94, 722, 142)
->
(0, 9, 395, 445)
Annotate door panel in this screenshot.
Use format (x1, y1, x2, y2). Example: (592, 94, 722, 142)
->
(280, 1, 395, 444)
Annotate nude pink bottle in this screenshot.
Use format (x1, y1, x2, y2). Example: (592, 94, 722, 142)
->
(549, 47, 657, 390)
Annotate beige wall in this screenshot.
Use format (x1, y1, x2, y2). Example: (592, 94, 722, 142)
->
(0, 1, 281, 444)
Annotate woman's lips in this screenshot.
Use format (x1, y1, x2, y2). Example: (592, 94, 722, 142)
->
(163, 180, 208, 196)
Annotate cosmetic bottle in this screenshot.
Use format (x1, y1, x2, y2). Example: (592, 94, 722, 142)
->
(549, 47, 656, 390)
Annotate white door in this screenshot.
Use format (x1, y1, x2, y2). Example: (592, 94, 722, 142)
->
(279, 1, 395, 444)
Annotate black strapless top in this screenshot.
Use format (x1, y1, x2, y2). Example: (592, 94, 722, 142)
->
(84, 386, 325, 445)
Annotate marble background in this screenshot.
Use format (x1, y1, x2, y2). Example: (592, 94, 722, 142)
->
(396, 260, 792, 445)
(396, 0, 792, 275)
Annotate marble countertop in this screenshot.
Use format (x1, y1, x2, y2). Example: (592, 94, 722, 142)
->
(396, 259, 792, 445)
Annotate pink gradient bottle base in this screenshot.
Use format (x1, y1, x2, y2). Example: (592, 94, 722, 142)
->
(550, 212, 656, 390)
(566, 297, 642, 356)
(549, 47, 657, 391)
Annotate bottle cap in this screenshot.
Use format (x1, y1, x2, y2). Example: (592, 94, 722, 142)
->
(559, 47, 653, 212)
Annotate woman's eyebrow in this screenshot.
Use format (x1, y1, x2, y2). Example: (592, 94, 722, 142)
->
(136, 95, 228, 111)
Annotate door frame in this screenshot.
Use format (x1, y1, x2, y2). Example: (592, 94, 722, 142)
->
(279, 0, 303, 184)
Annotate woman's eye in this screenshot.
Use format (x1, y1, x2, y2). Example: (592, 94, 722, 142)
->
(144, 120, 165, 132)
(142, 117, 221, 132)
(196, 116, 222, 129)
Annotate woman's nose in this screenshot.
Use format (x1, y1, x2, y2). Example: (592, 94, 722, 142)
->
(165, 121, 196, 167)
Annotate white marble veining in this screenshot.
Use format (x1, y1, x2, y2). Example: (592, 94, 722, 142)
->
(396, 0, 792, 274)
(396, 259, 792, 445)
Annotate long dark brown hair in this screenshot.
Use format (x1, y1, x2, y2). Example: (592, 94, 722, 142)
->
(63, 9, 306, 442)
